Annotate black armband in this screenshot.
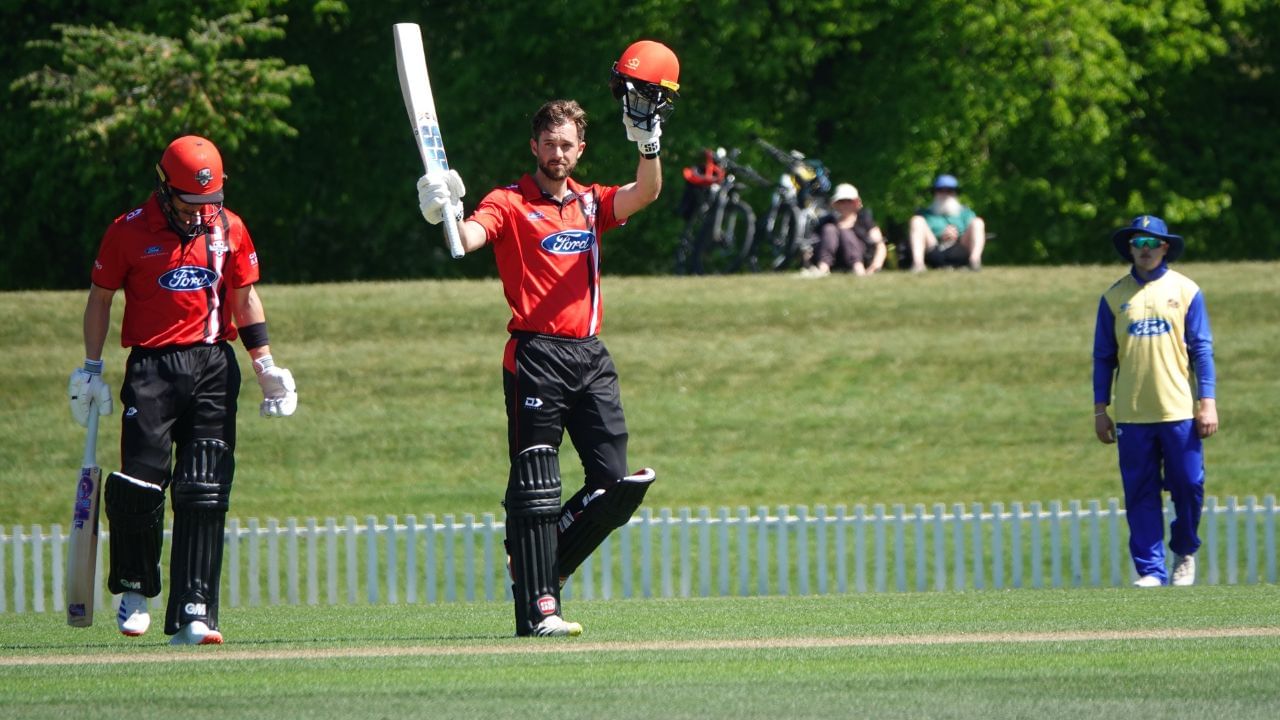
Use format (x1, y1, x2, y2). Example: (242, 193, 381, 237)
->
(239, 322, 269, 350)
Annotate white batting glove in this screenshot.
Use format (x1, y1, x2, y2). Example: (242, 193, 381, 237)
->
(416, 169, 466, 225)
(254, 356, 297, 418)
(68, 359, 113, 427)
(623, 110, 662, 157)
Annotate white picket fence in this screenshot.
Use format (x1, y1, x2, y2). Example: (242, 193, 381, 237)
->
(2, 495, 1276, 615)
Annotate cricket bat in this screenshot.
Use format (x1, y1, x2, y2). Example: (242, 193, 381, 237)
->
(65, 404, 102, 627)
(393, 22, 465, 259)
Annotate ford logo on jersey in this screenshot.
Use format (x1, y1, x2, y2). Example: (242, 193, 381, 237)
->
(540, 230, 595, 255)
(158, 266, 219, 291)
(1128, 318, 1172, 337)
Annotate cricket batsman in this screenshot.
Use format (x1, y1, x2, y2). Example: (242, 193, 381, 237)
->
(415, 41, 680, 636)
(1092, 215, 1217, 588)
(70, 135, 298, 644)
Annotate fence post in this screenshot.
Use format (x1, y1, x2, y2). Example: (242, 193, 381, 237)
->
(462, 513, 475, 603)
(344, 516, 357, 604)
(365, 516, 379, 604)
(777, 505, 791, 597)
(913, 504, 927, 592)
(873, 504, 887, 594)
(1108, 498, 1122, 587)
(715, 507, 728, 597)
(405, 515, 418, 604)
(424, 514, 437, 604)
(835, 505, 848, 594)
(325, 517, 338, 605)
(1010, 502, 1023, 589)
(952, 503, 965, 591)
(1049, 500, 1063, 589)
(1245, 497, 1258, 585)
(815, 505, 828, 595)
(1069, 500, 1082, 588)
(599, 534, 612, 600)
(32, 525, 45, 613)
(698, 507, 711, 598)
(621, 513, 634, 599)
(893, 505, 906, 593)
(483, 513, 497, 602)
(267, 518, 281, 605)
(736, 507, 749, 597)
(971, 503, 984, 591)
(855, 505, 868, 594)
(442, 514, 456, 603)
(51, 524, 65, 612)
(306, 517, 319, 606)
(660, 508, 673, 598)
(1266, 496, 1276, 584)
(1205, 496, 1219, 585)
(248, 518, 262, 606)
(932, 503, 945, 592)
(1226, 497, 1239, 585)
(13, 526, 25, 614)
(756, 506, 769, 596)
(1087, 500, 1101, 587)
(286, 517, 300, 606)
(679, 507, 692, 598)
(797, 505, 811, 596)
(991, 503, 1004, 590)
(1030, 502, 1043, 589)
(387, 514, 401, 604)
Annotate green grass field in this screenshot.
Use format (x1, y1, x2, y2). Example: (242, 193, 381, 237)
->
(2, 588, 1279, 719)
(2, 263, 1276, 525)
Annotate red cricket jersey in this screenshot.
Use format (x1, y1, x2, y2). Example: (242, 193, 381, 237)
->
(469, 174, 625, 338)
(91, 194, 260, 348)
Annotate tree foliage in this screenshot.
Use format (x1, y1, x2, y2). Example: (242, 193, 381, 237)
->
(1, 0, 1276, 289)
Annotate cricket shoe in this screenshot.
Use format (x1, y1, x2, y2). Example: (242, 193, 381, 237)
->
(1133, 575, 1164, 588)
(116, 591, 151, 637)
(169, 620, 223, 646)
(531, 615, 582, 638)
(1171, 554, 1196, 586)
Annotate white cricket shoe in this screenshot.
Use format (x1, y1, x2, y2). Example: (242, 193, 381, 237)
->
(530, 615, 582, 637)
(1171, 554, 1196, 586)
(1133, 574, 1164, 588)
(117, 591, 151, 637)
(169, 620, 223, 646)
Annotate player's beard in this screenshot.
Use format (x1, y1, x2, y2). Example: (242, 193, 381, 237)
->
(539, 157, 576, 181)
(930, 195, 962, 216)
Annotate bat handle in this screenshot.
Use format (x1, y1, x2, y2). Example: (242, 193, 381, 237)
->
(443, 203, 465, 259)
(83, 399, 100, 466)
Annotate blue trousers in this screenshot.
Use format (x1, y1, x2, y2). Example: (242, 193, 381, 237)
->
(1116, 421, 1205, 583)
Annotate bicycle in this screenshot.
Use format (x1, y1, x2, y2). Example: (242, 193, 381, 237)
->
(674, 148, 770, 275)
(752, 137, 832, 271)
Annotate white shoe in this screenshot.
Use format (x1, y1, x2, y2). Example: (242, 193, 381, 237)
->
(1171, 554, 1196, 586)
(169, 620, 223, 646)
(1133, 574, 1164, 588)
(116, 591, 151, 637)
(797, 265, 830, 279)
(530, 615, 582, 637)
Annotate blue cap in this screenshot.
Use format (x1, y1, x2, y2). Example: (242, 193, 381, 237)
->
(931, 174, 960, 191)
(1110, 215, 1184, 262)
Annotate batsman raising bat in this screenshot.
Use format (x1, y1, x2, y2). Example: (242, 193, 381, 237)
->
(71, 135, 297, 645)
(416, 40, 680, 637)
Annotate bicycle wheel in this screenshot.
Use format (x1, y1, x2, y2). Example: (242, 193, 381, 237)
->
(694, 199, 755, 275)
(763, 203, 804, 270)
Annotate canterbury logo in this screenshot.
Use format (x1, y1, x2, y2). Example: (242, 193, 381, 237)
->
(195, 168, 214, 187)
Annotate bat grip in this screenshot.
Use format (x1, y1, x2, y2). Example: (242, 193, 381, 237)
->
(443, 203, 465, 259)
(83, 399, 100, 466)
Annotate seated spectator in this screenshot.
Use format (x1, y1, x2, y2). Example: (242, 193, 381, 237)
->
(908, 174, 986, 272)
(800, 183, 885, 278)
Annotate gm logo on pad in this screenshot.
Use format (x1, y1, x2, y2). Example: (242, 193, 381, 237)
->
(1128, 318, 1171, 337)
(540, 230, 594, 255)
(158, 266, 218, 291)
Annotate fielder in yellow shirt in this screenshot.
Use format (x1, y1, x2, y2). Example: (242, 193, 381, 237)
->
(1092, 215, 1218, 588)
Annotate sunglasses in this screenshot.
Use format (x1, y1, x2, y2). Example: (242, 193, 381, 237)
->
(1129, 236, 1164, 250)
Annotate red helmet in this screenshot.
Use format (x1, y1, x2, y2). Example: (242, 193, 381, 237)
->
(611, 40, 680, 132)
(156, 135, 225, 204)
(614, 40, 680, 93)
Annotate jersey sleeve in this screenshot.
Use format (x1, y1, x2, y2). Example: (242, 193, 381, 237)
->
(90, 226, 127, 290)
(1092, 295, 1119, 405)
(594, 184, 625, 234)
(469, 191, 508, 245)
(1185, 290, 1216, 400)
(227, 218, 260, 288)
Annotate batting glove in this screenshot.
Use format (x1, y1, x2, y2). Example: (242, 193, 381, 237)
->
(254, 356, 298, 418)
(623, 110, 662, 158)
(68, 359, 113, 427)
(416, 169, 466, 225)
